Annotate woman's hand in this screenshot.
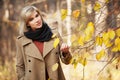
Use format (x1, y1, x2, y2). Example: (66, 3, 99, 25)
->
(60, 43, 69, 53)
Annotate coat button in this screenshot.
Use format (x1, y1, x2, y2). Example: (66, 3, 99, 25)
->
(28, 60, 31, 62)
(29, 70, 31, 72)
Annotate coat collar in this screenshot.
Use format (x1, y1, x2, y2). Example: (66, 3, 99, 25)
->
(43, 40, 54, 57)
(18, 35, 54, 60)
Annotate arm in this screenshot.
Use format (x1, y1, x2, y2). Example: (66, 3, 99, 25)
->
(57, 33, 72, 64)
(16, 39, 25, 80)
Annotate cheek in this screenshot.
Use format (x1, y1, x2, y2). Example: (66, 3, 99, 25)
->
(28, 22, 35, 27)
(39, 16, 42, 22)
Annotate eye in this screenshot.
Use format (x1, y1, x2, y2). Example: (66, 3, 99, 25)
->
(28, 18, 33, 22)
(35, 14, 39, 17)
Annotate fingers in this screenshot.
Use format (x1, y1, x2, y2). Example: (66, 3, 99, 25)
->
(60, 43, 69, 52)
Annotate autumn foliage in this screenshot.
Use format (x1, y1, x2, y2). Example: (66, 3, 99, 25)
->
(59, 0, 120, 70)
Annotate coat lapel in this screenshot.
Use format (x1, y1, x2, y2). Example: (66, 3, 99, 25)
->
(21, 36, 44, 61)
(25, 43, 44, 61)
(43, 32, 59, 58)
(43, 39, 54, 58)
(20, 35, 55, 60)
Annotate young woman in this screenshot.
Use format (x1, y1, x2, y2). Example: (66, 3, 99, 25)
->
(16, 5, 72, 80)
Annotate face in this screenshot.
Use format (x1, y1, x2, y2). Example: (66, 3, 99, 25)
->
(27, 11, 43, 31)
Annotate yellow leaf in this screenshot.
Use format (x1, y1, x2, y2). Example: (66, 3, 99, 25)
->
(85, 22, 94, 35)
(72, 10, 80, 18)
(53, 38, 60, 48)
(78, 36, 84, 46)
(73, 61, 78, 69)
(52, 63, 58, 71)
(82, 58, 87, 66)
(61, 9, 67, 20)
(71, 54, 80, 68)
(79, 57, 87, 66)
(106, 0, 110, 3)
(108, 30, 115, 40)
(84, 28, 90, 36)
(72, 41, 78, 47)
(114, 37, 120, 51)
(103, 39, 109, 46)
(96, 50, 105, 61)
(118, 44, 120, 51)
(95, 36, 103, 46)
(71, 34, 78, 42)
(81, 0, 85, 3)
(94, 2, 101, 11)
(48, 78, 52, 80)
(102, 32, 109, 41)
(106, 42, 113, 48)
(84, 34, 92, 42)
(116, 28, 120, 37)
(115, 37, 120, 46)
(87, 22, 94, 27)
(83, 52, 90, 58)
(112, 57, 120, 65)
(52, 34, 56, 38)
(71, 58, 78, 69)
(84, 22, 94, 42)
(111, 46, 118, 52)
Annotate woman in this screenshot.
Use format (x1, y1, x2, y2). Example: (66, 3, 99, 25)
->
(16, 5, 72, 80)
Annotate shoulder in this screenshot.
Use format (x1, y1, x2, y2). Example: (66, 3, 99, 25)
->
(16, 34, 26, 44)
(16, 35, 24, 45)
(16, 35, 32, 46)
(16, 35, 25, 42)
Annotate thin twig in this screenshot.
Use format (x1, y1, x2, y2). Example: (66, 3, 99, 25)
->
(97, 54, 119, 75)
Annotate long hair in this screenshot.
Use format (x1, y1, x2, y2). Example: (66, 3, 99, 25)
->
(19, 6, 43, 35)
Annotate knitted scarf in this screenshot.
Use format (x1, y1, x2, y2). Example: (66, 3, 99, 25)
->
(24, 22, 53, 42)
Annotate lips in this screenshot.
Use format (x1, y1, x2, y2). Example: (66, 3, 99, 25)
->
(37, 21, 41, 26)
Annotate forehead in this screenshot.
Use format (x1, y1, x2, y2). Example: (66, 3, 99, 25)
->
(25, 10, 39, 22)
(27, 10, 38, 18)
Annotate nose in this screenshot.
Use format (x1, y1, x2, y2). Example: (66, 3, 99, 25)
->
(35, 17, 39, 23)
(35, 17, 41, 24)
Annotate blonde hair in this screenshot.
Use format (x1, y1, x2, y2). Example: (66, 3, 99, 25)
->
(19, 6, 42, 35)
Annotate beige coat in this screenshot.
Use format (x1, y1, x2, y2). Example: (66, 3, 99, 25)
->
(16, 32, 72, 80)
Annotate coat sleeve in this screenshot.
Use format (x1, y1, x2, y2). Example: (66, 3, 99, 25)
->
(16, 38, 25, 80)
(57, 33, 72, 64)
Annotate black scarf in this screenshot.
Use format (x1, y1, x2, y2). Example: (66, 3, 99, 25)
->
(24, 22, 53, 42)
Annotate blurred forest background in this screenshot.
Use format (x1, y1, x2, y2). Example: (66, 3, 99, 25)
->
(0, 0, 120, 80)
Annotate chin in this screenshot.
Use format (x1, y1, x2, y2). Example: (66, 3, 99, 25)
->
(40, 25, 42, 28)
(39, 24, 43, 28)
(37, 25, 42, 28)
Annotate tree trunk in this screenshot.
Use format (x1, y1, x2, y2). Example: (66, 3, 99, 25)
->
(66, 0, 71, 46)
(56, 0, 62, 36)
(95, 0, 108, 36)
